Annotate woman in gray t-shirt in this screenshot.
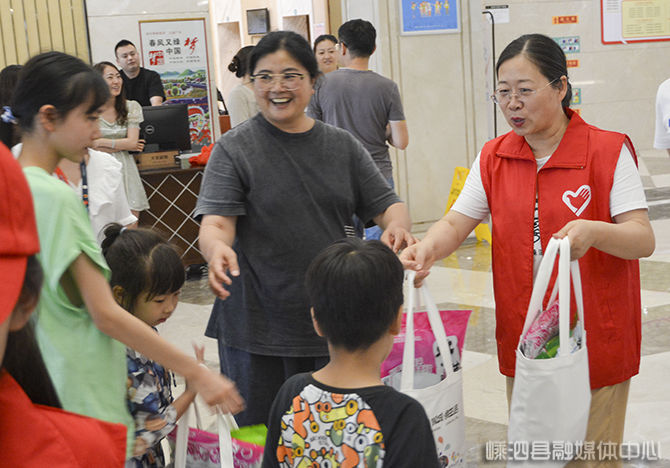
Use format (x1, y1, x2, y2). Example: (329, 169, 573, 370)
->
(195, 31, 414, 426)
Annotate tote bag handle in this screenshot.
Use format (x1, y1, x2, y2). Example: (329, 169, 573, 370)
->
(400, 270, 455, 391)
(519, 237, 560, 339)
(559, 237, 586, 352)
(174, 401, 239, 468)
(555, 237, 587, 355)
(518, 237, 586, 353)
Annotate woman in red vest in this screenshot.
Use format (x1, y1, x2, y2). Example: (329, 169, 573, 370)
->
(402, 34, 654, 466)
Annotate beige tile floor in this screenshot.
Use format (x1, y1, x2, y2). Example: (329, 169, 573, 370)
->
(160, 148, 670, 467)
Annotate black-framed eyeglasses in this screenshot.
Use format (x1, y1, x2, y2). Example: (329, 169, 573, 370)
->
(491, 77, 560, 104)
(250, 72, 305, 91)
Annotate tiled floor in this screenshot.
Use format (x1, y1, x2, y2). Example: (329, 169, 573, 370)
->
(161, 148, 670, 466)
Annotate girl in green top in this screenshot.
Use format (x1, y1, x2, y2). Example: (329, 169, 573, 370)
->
(4, 51, 244, 458)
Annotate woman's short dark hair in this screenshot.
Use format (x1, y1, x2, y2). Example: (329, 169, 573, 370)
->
(249, 31, 319, 80)
(228, 46, 255, 78)
(94, 61, 128, 125)
(101, 224, 185, 314)
(11, 51, 110, 132)
(305, 238, 404, 352)
(496, 33, 572, 108)
(313, 34, 337, 52)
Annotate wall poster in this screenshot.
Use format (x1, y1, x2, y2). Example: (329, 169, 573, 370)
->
(602, 0, 670, 44)
(139, 18, 214, 148)
(399, 0, 460, 35)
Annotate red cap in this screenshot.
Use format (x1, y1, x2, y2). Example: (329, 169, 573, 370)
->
(0, 143, 40, 325)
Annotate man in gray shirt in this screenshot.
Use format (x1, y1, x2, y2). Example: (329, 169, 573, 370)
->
(308, 19, 408, 239)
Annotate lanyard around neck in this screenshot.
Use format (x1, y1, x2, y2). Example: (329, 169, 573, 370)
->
(80, 160, 89, 212)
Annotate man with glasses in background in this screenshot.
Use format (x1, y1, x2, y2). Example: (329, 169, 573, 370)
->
(115, 40, 165, 107)
(308, 19, 408, 240)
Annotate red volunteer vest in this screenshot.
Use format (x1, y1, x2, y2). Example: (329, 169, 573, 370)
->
(0, 371, 127, 467)
(479, 109, 641, 389)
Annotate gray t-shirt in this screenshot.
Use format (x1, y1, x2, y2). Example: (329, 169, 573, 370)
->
(307, 68, 406, 179)
(194, 114, 401, 356)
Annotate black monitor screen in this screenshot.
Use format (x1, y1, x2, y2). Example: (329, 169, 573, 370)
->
(247, 8, 269, 35)
(140, 104, 191, 153)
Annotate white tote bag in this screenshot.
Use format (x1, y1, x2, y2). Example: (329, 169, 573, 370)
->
(399, 271, 466, 467)
(507, 237, 591, 467)
(172, 402, 238, 468)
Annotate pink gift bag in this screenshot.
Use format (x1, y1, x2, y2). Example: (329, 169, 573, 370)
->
(168, 403, 265, 468)
(381, 308, 471, 390)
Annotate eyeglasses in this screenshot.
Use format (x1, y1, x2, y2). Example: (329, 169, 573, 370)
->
(491, 78, 560, 104)
(250, 72, 305, 91)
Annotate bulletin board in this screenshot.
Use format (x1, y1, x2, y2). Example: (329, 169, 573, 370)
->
(601, 0, 670, 44)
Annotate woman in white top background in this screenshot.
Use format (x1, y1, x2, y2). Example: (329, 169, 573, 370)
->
(92, 61, 148, 218)
(227, 46, 258, 128)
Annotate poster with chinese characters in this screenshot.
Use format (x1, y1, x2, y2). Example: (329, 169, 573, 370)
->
(139, 18, 213, 148)
(399, 0, 460, 35)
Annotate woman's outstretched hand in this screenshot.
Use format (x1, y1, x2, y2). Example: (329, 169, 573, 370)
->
(399, 239, 435, 287)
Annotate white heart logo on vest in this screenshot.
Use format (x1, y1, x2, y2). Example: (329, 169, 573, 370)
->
(562, 185, 592, 217)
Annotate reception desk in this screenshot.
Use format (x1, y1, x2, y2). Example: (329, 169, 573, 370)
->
(137, 116, 232, 267)
(138, 165, 205, 267)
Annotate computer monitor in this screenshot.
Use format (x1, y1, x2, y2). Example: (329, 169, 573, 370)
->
(140, 104, 191, 153)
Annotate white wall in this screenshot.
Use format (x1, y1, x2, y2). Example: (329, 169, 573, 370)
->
(340, 1, 476, 228)
(87, 0, 670, 226)
(209, 0, 329, 111)
(85, 0, 220, 135)
(341, 0, 383, 74)
(478, 0, 670, 152)
(346, 0, 670, 228)
(86, 0, 210, 63)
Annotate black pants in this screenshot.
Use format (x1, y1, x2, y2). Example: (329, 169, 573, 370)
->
(217, 343, 329, 427)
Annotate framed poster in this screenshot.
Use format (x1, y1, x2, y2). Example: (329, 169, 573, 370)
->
(601, 0, 670, 44)
(139, 18, 214, 147)
(399, 0, 460, 35)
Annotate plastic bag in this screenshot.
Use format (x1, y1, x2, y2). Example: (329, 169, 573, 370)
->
(167, 405, 266, 468)
(519, 299, 559, 359)
(381, 308, 471, 391)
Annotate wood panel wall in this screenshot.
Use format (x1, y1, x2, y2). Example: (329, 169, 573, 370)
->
(0, 0, 90, 68)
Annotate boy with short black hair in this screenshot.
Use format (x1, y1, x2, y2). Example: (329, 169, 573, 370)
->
(262, 238, 439, 467)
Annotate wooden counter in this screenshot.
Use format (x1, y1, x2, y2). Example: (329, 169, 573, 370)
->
(138, 165, 205, 267)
